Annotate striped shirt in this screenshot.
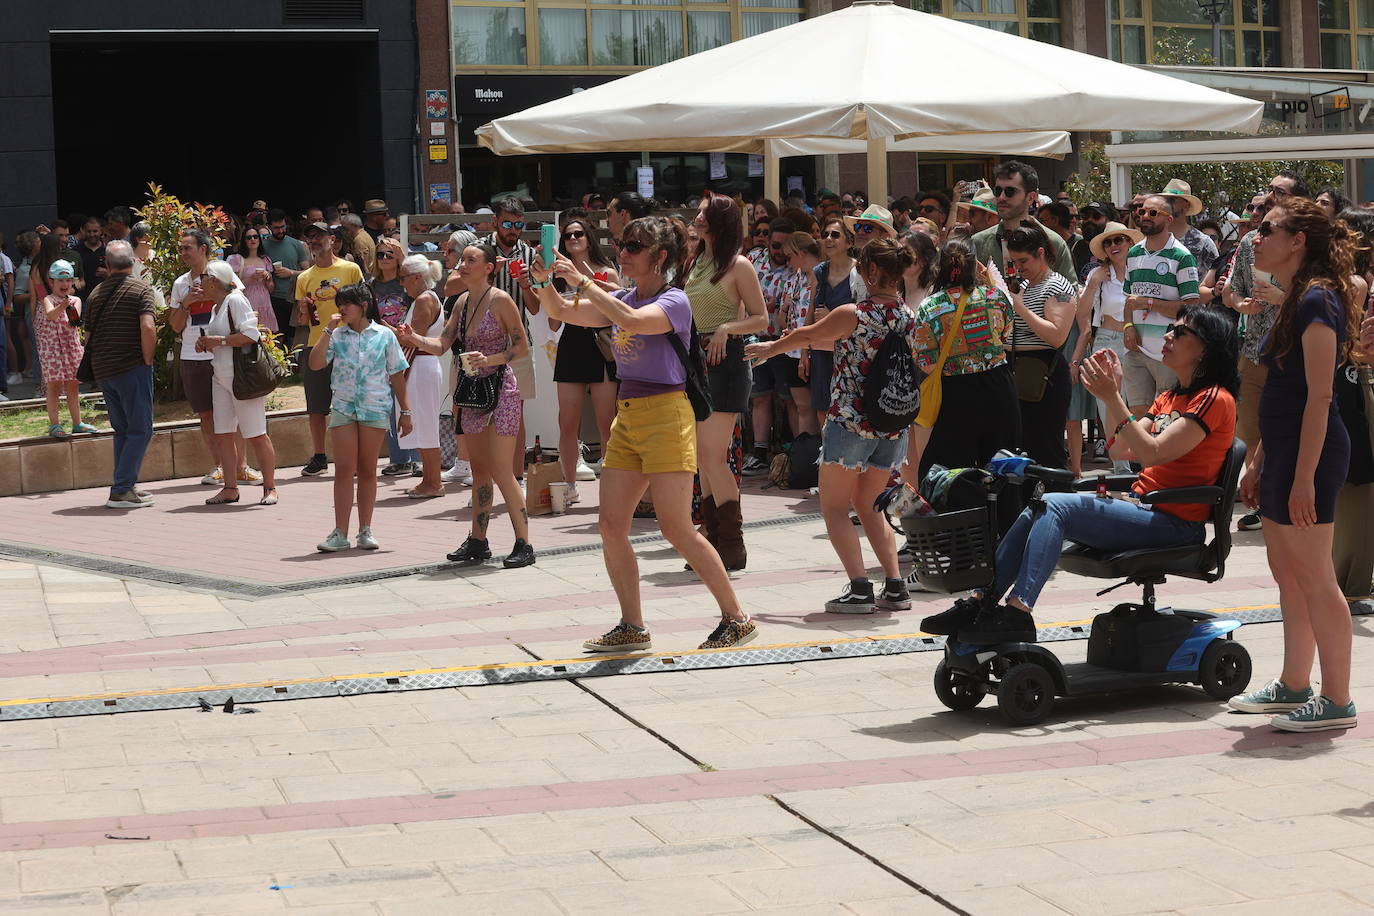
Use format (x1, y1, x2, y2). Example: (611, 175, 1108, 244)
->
(482, 232, 535, 341)
(1009, 272, 1076, 350)
(85, 275, 157, 382)
(1123, 235, 1199, 361)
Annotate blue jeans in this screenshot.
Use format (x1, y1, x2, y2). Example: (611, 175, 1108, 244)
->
(99, 364, 155, 495)
(992, 492, 1205, 609)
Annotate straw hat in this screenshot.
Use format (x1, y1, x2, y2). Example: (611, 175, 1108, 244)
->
(957, 189, 998, 216)
(1088, 221, 1144, 260)
(843, 204, 897, 239)
(1158, 179, 1203, 216)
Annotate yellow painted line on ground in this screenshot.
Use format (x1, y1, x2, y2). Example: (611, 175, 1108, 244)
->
(0, 601, 1283, 709)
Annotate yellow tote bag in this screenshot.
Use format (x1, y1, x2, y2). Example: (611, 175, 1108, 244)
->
(914, 290, 969, 428)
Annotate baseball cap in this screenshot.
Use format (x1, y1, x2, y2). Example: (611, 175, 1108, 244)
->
(48, 259, 76, 280)
(303, 221, 331, 235)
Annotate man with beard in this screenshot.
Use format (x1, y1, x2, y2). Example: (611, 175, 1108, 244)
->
(972, 161, 1076, 282)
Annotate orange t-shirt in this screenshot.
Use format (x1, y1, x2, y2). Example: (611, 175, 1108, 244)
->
(1132, 385, 1237, 522)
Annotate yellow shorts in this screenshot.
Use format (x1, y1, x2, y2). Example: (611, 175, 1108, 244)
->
(602, 391, 698, 475)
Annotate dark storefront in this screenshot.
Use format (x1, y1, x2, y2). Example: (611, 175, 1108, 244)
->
(456, 74, 806, 207)
(1, 2, 417, 235)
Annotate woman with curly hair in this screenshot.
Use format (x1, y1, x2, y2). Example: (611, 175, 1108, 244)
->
(1231, 198, 1366, 732)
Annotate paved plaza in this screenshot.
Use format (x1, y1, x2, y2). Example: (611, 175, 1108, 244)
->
(1, 470, 1373, 914)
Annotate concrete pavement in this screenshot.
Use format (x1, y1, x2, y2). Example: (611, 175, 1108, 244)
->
(2, 470, 1373, 914)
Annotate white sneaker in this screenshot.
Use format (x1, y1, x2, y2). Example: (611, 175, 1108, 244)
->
(442, 460, 471, 484)
(566, 483, 581, 506)
(5, 372, 20, 385)
(317, 529, 350, 552)
(356, 527, 380, 550)
(201, 467, 223, 486)
(575, 443, 598, 480)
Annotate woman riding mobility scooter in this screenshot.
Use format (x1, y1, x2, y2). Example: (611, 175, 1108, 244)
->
(889, 309, 1253, 725)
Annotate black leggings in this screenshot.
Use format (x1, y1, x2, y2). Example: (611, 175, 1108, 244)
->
(1014, 349, 1071, 470)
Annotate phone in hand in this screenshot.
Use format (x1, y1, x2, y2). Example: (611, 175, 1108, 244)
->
(540, 223, 557, 269)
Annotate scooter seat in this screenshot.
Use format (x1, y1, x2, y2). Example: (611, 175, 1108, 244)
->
(1059, 542, 1220, 582)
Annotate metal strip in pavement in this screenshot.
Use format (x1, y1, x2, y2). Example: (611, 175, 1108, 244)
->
(2, 601, 1351, 722)
(0, 512, 824, 599)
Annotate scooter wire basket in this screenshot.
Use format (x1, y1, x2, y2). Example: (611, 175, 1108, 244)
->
(900, 506, 995, 594)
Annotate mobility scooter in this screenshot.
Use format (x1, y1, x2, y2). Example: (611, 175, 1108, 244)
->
(889, 443, 1253, 726)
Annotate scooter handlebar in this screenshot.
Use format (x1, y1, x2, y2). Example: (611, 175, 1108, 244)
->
(1025, 465, 1076, 485)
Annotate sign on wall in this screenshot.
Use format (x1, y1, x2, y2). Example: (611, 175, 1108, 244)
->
(425, 89, 450, 119)
(428, 138, 449, 163)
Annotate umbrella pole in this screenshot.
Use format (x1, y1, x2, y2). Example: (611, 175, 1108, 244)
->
(764, 141, 781, 204)
(866, 136, 888, 205)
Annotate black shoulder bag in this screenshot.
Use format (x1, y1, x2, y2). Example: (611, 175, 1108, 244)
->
(227, 298, 288, 400)
(664, 322, 713, 422)
(452, 288, 505, 412)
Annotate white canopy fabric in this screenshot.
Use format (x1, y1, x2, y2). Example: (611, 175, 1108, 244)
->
(476, 0, 1263, 157)
(766, 132, 1074, 160)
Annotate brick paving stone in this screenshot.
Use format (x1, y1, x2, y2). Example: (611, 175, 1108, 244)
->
(714, 862, 913, 908)
(1029, 868, 1244, 915)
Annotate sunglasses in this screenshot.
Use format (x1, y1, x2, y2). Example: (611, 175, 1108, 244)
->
(1102, 235, 1131, 247)
(992, 186, 1021, 197)
(821, 230, 844, 240)
(917, 205, 942, 214)
(377, 252, 395, 260)
(498, 220, 525, 230)
(1164, 323, 1199, 340)
(1137, 208, 1166, 219)
(753, 229, 769, 237)
(853, 222, 880, 234)
(243, 234, 260, 240)
(1256, 221, 1288, 237)
(614, 239, 648, 254)
(563, 230, 586, 240)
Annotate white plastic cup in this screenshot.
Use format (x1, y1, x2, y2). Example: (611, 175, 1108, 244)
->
(548, 481, 569, 514)
(459, 351, 481, 375)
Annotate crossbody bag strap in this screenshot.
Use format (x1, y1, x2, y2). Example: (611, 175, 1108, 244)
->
(929, 291, 970, 376)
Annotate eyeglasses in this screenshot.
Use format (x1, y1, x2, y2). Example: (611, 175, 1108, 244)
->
(563, 230, 586, 240)
(1137, 208, 1166, 219)
(821, 230, 844, 240)
(853, 222, 880, 234)
(1102, 235, 1131, 247)
(614, 239, 648, 254)
(499, 220, 525, 230)
(1256, 221, 1288, 237)
(377, 252, 395, 260)
(1164, 323, 1199, 341)
(991, 186, 1021, 197)
(1266, 184, 1292, 197)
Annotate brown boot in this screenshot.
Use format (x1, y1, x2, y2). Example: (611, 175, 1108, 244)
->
(688, 496, 719, 570)
(714, 499, 747, 571)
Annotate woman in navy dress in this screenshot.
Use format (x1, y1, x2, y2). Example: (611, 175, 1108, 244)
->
(1233, 199, 1365, 732)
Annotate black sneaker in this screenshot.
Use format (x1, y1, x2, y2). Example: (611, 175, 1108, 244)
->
(302, 454, 329, 477)
(447, 536, 491, 565)
(503, 539, 536, 569)
(1237, 512, 1262, 531)
(741, 454, 770, 477)
(957, 605, 1037, 644)
(825, 579, 875, 614)
(875, 578, 911, 611)
(381, 461, 416, 477)
(920, 596, 982, 635)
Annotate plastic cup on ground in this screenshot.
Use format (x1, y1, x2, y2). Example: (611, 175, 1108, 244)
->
(548, 482, 569, 513)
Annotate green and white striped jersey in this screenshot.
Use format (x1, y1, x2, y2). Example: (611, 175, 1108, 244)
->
(1123, 234, 1200, 361)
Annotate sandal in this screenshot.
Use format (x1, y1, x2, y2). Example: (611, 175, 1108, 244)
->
(259, 489, 279, 506)
(205, 488, 240, 505)
(405, 488, 446, 499)
(48, 424, 69, 440)
(71, 422, 99, 434)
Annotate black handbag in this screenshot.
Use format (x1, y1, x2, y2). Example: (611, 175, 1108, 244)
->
(452, 288, 506, 412)
(665, 321, 713, 422)
(1013, 351, 1053, 403)
(226, 301, 287, 400)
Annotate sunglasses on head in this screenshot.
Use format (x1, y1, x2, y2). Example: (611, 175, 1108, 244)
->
(1256, 221, 1288, 237)
(853, 222, 880, 234)
(1164, 323, 1199, 340)
(992, 186, 1021, 197)
(499, 220, 525, 230)
(1102, 235, 1130, 247)
(614, 238, 648, 254)
(821, 230, 844, 240)
(563, 230, 586, 240)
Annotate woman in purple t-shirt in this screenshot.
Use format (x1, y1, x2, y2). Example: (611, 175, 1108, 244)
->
(529, 216, 757, 653)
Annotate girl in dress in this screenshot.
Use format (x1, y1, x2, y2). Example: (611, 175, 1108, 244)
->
(35, 259, 95, 439)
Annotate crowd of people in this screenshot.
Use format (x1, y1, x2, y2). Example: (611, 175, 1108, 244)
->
(5, 169, 1373, 699)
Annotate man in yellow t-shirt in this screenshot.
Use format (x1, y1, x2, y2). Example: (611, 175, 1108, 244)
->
(294, 222, 364, 476)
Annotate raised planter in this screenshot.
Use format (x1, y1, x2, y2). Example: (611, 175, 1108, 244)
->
(0, 410, 313, 496)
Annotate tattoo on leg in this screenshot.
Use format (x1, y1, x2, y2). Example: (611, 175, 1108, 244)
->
(476, 484, 493, 507)
(475, 510, 490, 535)
(521, 507, 528, 523)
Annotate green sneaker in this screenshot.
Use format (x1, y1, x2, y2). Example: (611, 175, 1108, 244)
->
(1227, 678, 1312, 714)
(1271, 695, 1357, 733)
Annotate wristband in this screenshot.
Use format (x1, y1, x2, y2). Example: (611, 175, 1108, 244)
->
(1112, 414, 1137, 437)
(1122, 322, 1135, 330)
(575, 276, 592, 295)
(529, 276, 550, 290)
(400, 409, 411, 416)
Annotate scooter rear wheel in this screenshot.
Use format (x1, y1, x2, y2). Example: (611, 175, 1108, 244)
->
(1199, 639, 1252, 700)
(934, 660, 986, 711)
(997, 662, 1056, 726)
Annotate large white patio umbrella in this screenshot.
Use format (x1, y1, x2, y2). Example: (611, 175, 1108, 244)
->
(476, 0, 1263, 197)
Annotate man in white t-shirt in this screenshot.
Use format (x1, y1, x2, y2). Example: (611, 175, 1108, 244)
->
(168, 229, 253, 487)
(0, 249, 13, 399)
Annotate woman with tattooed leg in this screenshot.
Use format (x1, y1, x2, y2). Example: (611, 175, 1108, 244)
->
(399, 243, 535, 568)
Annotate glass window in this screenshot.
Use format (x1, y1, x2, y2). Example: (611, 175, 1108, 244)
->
(1321, 0, 1350, 28)
(910, 0, 942, 11)
(1115, 0, 1144, 17)
(953, 0, 980, 12)
(1027, 19, 1059, 43)
(1361, 33, 1374, 67)
(688, 10, 730, 53)
(1113, 23, 1147, 61)
(540, 9, 588, 66)
(963, 18, 1018, 33)
(1322, 32, 1353, 68)
(988, 0, 1016, 13)
(1362, 0, 1374, 28)
(591, 9, 683, 65)
(742, 10, 800, 37)
(1026, 0, 1058, 16)
(1152, 0, 1232, 25)
(454, 6, 527, 66)
(1240, 0, 1277, 25)
(1241, 28, 1277, 66)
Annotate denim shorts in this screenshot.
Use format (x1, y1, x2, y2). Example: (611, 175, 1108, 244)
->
(820, 419, 908, 471)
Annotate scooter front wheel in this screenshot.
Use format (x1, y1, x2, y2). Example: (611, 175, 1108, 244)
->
(997, 662, 1056, 726)
(934, 660, 986, 711)
(1199, 639, 1252, 700)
